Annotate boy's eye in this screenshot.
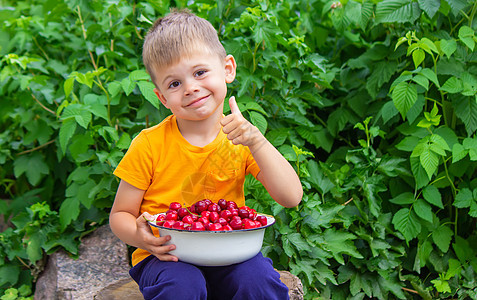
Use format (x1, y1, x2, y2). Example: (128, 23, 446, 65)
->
(195, 70, 206, 77)
(169, 81, 180, 88)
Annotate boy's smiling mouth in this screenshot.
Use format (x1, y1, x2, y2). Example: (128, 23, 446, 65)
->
(186, 95, 210, 107)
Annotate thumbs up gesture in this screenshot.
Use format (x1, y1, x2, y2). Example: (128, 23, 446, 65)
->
(220, 96, 263, 148)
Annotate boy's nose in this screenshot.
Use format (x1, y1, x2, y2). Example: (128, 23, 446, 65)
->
(183, 80, 200, 96)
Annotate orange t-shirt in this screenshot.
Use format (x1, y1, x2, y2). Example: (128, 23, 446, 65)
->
(113, 114, 260, 265)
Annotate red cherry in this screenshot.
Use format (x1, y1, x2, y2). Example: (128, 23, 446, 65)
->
(177, 207, 189, 218)
(220, 210, 232, 221)
(256, 215, 268, 226)
(243, 219, 255, 229)
(208, 203, 221, 212)
(238, 209, 249, 219)
(198, 216, 209, 225)
(190, 222, 206, 231)
(155, 214, 165, 224)
(208, 223, 223, 231)
(218, 199, 227, 210)
(163, 220, 175, 228)
(217, 217, 228, 226)
(203, 199, 212, 206)
(182, 215, 194, 224)
(222, 224, 233, 231)
(189, 204, 197, 214)
(169, 202, 182, 211)
(229, 218, 243, 230)
(172, 221, 184, 230)
(226, 201, 238, 210)
(165, 212, 178, 221)
(195, 201, 208, 213)
(209, 211, 219, 223)
(201, 211, 211, 219)
(230, 208, 239, 217)
(249, 208, 257, 220)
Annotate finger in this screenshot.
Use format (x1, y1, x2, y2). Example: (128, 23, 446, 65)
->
(220, 114, 234, 127)
(141, 212, 155, 223)
(146, 233, 172, 247)
(137, 212, 154, 229)
(151, 242, 179, 262)
(155, 253, 179, 262)
(228, 96, 242, 115)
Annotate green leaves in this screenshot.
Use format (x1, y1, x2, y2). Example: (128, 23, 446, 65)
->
(418, 0, 440, 18)
(392, 81, 417, 119)
(422, 185, 444, 209)
(392, 208, 421, 242)
(61, 104, 92, 129)
(454, 188, 477, 217)
(375, 0, 421, 24)
(411, 134, 450, 179)
(458, 26, 475, 51)
(453, 95, 477, 137)
(137, 81, 160, 109)
(439, 39, 457, 59)
(432, 225, 453, 253)
(323, 229, 363, 264)
(452, 137, 477, 163)
(13, 153, 49, 185)
(417, 103, 440, 128)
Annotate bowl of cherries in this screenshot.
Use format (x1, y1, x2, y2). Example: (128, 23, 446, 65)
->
(147, 199, 275, 266)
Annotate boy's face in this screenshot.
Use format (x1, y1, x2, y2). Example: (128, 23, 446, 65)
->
(153, 50, 236, 122)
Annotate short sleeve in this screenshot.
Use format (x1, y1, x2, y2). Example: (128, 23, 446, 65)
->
(113, 132, 153, 190)
(245, 150, 260, 178)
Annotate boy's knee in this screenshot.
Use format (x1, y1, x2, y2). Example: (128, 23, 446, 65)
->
(139, 261, 208, 300)
(213, 254, 289, 299)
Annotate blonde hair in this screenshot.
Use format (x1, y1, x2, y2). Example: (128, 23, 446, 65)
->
(142, 9, 226, 85)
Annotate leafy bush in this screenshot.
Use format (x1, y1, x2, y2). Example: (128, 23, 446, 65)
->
(1, 0, 476, 299)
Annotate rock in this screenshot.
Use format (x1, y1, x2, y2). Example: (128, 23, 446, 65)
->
(94, 278, 141, 300)
(34, 225, 131, 300)
(278, 270, 304, 300)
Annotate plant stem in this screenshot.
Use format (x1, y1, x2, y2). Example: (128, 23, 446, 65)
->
(469, 1, 477, 27)
(93, 79, 112, 126)
(16, 140, 56, 156)
(76, 6, 99, 71)
(76, 5, 112, 125)
(32, 36, 49, 61)
(27, 87, 56, 116)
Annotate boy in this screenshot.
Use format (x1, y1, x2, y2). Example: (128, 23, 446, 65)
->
(110, 9, 302, 300)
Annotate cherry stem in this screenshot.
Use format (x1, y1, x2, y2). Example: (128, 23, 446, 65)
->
(183, 203, 200, 217)
(143, 215, 154, 222)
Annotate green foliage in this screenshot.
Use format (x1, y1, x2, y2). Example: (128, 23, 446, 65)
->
(1, 0, 477, 299)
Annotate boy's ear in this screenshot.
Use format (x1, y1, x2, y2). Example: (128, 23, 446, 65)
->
(154, 88, 169, 108)
(224, 55, 237, 83)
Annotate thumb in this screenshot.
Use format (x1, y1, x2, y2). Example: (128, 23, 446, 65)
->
(228, 96, 242, 115)
(140, 212, 155, 223)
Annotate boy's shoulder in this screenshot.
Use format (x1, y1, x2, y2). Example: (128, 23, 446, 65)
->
(141, 114, 174, 136)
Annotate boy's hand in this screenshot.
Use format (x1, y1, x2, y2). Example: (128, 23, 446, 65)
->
(137, 212, 178, 262)
(221, 96, 265, 149)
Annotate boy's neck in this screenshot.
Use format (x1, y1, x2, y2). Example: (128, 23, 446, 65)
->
(175, 111, 223, 147)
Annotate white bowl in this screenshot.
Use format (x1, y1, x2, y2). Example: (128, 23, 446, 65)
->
(148, 214, 275, 266)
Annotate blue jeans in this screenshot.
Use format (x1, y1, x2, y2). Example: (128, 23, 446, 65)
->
(129, 252, 289, 300)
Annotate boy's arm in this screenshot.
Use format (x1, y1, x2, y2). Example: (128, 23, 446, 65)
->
(221, 97, 303, 208)
(110, 180, 178, 261)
